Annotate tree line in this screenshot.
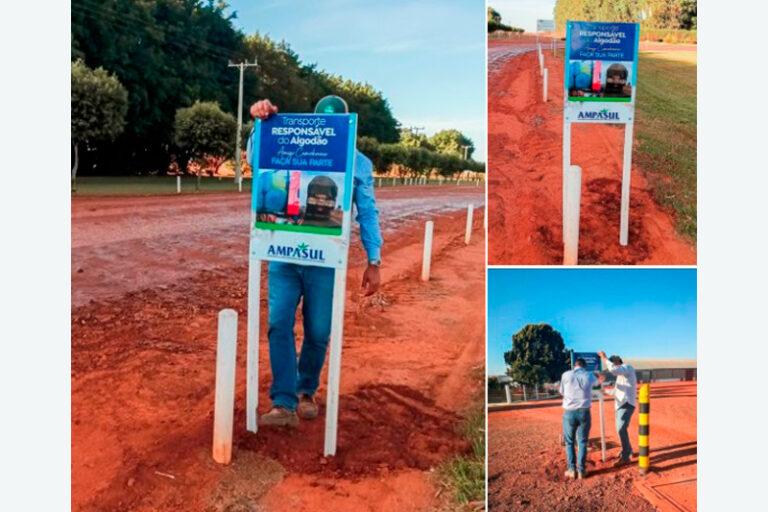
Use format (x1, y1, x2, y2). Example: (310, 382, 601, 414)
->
(554, 0, 697, 31)
(71, 0, 483, 178)
(487, 7, 524, 33)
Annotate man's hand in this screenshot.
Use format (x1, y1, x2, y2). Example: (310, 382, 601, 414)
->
(250, 99, 278, 120)
(597, 351, 607, 359)
(361, 264, 381, 296)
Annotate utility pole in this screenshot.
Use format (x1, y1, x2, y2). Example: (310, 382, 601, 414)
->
(228, 59, 258, 191)
(409, 126, 426, 136)
(460, 144, 470, 160)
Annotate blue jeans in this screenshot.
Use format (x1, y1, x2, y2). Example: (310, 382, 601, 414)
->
(563, 408, 591, 473)
(267, 262, 335, 411)
(616, 403, 635, 460)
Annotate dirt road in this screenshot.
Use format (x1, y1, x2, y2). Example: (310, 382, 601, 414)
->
(71, 186, 485, 511)
(487, 42, 695, 264)
(488, 381, 697, 511)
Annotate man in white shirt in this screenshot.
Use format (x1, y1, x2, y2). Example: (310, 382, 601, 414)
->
(559, 357, 599, 479)
(598, 351, 638, 466)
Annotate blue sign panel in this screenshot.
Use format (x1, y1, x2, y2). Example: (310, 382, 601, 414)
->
(571, 351, 602, 372)
(247, 113, 357, 268)
(565, 21, 639, 103)
(258, 114, 350, 173)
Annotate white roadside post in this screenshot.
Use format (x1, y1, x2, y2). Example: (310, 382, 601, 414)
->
(563, 165, 582, 265)
(598, 387, 607, 462)
(505, 384, 512, 404)
(212, 309, 238, 464)
(522, 385, 527, 402)
(421, 220, 434, 282)
(176, 175, 181, 194)
(465, 204, 474, 245)
(543, 68, 548, 102)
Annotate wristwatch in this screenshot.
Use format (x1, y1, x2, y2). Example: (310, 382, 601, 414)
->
(369, 259, 382, 267)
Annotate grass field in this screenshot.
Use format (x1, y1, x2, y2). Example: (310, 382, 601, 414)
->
(438, 396, 485, 508)
(72, 175, 480, 196)
(72, 176, 250, 195)
(636, 51, 697, 241)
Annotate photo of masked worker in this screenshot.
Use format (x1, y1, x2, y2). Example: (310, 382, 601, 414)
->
(568, 60, 634, 100)
(255, 169, 344, 233)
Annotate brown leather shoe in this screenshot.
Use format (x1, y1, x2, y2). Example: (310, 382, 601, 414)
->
(613, 457, 631, 468)
(259, 407, 299, 427)
(297, 394, 319, 420)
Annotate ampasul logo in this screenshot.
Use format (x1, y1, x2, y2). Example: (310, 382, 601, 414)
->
(267, 241, 325, 262)
(578, 108, 620, 121)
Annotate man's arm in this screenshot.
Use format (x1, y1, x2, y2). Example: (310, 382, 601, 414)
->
(353, 152, 383, 296)
(598, 351, 630, 376)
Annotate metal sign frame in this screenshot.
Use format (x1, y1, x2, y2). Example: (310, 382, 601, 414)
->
(562, 21, 640, 246)
(246, 113, 358, 456)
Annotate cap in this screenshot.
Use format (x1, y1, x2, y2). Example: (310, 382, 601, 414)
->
(314, 95, 349, 114)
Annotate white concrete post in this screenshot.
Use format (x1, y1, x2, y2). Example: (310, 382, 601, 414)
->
(465, 204, 474, 245)
(212, 309, 238, 464)
(563, 165, 582, 265)
(505, 384, 512, 404)
(543, 68, 548, 102)
(176, 175, 181, 194)
(421, 220, 434, 282)
(522, 385, 527, 402)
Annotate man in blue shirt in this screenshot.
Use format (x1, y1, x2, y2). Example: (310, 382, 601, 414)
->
(559, 357, 599, 479)
(250, 96, 383, 427)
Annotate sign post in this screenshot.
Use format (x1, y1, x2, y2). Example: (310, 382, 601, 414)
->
(246, 113, 357, 456)
(563, 21, 640, 247)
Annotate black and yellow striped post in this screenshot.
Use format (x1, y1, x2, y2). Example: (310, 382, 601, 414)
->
(638, 383, 650, 475)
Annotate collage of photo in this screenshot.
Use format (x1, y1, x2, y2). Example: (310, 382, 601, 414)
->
(64, 1, 699, 511)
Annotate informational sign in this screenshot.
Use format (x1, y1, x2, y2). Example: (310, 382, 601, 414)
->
(537, 19, 555, 32)
(246, 112, 357, 456)
(561, 21, 640, 247)
(249, 113, 357, 268)
(571, 351, 602, 372)
(565, 21, 639, 105)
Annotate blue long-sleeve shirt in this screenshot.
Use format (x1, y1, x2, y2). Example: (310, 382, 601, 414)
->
(353, 150, 383, 262)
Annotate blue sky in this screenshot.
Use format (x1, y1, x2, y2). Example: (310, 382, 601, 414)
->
(490, 0, 556, 33)
(226, 0, 486, 161)
(487, 269, 697, 376)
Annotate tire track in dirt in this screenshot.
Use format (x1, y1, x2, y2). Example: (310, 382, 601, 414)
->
(488, 382, 696, 511)
(487, 45, 695, 265)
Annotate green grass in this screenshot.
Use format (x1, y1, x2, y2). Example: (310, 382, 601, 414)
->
(635, 51, 697, 241)
(72, 175, 251, 196)
(438, 402, 485, 507)
(72, 175, 482, 196)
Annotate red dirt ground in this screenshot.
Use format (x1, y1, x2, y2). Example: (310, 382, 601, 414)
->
(71, 186, 485, 511)
(487, 42, 696, 265)
(488, 381, 697, 511)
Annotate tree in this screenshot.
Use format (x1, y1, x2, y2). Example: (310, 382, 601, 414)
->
(399, 128, 434, 150)
(504, 324, 571, 386)
(487, 5, 524, 33)
(71, 60, 128, 190)
(430, 129, 475, 159)
(174, 101, 237, 189)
